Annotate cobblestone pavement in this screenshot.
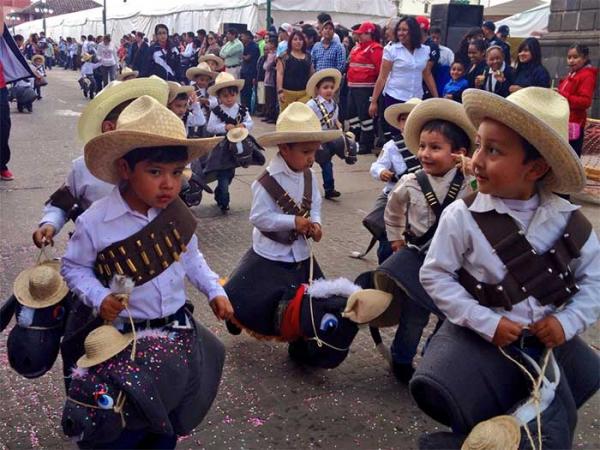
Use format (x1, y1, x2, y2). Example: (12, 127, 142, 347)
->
(0, 69, 598, 449)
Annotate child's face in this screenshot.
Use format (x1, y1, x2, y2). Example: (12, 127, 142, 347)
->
(397, 113, 409, 133)
(468, 45, 484, 64)
(168, 98, 188, 119)
(518, 45, 532, 64)
(317, 81, 335, 101)
(450, 63, 465, 80)
(117, 159, 186, 213)
(486, 49, 504, 71)
(207, 61, 218, 71)
(471, 119, 549, 200)
(567, 48, 586, 72)
(279, 142, 319, 172)
(218, 89, 238, 107)
(193, 75, 211, 89)
(417, 130, 465, 177)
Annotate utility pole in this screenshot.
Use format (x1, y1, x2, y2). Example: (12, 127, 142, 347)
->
(103, 0, 107, 36)
(266, 0, 272, 31)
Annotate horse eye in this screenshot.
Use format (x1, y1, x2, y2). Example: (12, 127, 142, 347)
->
(319, 313, 339, 332)
(97, 394, 114, 410)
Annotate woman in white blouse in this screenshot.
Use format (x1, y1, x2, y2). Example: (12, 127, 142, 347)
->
(368, 17, 435, 120)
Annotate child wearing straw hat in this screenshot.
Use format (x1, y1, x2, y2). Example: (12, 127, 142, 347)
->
(224, 102, 341, 358)
(78, 52, 102, 99)
(205, 72, 253, 211)
(411, 87, 600, 448)
(186, 61, 218, 136)
(31, 54, 47, 100)
(166, 81, 207, 138)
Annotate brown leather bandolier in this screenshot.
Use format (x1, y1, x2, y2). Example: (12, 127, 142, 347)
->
(458, 193, 592, 310)
(46, 184, 88, 222)
(94, 198, 197, 287)
(257, 169, 312, 245)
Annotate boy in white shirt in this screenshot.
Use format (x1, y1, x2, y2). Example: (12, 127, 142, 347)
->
(78, 53, 102, 99)
(185, 62, 218, 137)
(224, 102, 341, 364)
(412, 88, 600, 448)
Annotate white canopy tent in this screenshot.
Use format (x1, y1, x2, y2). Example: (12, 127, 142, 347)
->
(13, 0, 396, 39)
(495, 2, 550, 37)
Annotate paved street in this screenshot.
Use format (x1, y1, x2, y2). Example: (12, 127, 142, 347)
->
(0, 69, 598, 449)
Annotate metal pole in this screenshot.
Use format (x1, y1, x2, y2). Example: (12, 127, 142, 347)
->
(103, 0, 107, 35)
(266, 0, 271, 31)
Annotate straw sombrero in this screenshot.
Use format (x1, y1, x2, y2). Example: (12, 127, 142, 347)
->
(77, 325, 134, 368)
(207, 72, 245, 97)
(199, 54, 225, 70)
(384, 98, 422, 131)
(227, 127, 249, 143)
(13, 261, 68, 309)
(117, 67, 139, 81)
(81, 52, 93, 62)
(462, 87, 586, 193)
(306, 68, 342, 97)
(257, 102, 342, 147)
(85, 95, 222, 184)
(461, 415, 521, 450)
(78, 75, 170, 145)
(186, 62, 217, 81)
(403, 98, 478, 156)
(167, 81, 194, 104)
(31, 54, 45, 65)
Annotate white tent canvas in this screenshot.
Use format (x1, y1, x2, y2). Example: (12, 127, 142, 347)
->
(495, 2, 550, 37)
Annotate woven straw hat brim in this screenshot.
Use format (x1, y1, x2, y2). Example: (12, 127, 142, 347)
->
(404, 98, 478, 156)
(461, 415, 520, 450)
(77, 330, 134, 368)
(199, 54, 225, 70)
(186, 66, 217, 80)
(85, 132, 222, 184)
(78, 77, 169, 145)
(207, 79, 245, 97)
(462, 89, 585, 193)
(117, 70, 139, 81)
(168, 84, 195, 104)
(306, 69, 342, 97)
(257, 130, 342, 147)
(31, 55, 45, 64)
(13, 261, 68, 309)
(383, 99, 421, 131)
(227, 127, 249, 143)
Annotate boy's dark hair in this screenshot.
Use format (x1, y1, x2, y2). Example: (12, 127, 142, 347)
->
(430, 26, 442, 35)
(227, 28, 239, 37)
(122, 146, 189, 171)
(241, 30, 254, 39)
(217, 86, 239, 96)
(173, 92, 189, 102)
(521, 137, 543, 163)
(421, 120, 471, 152)
(317, 13, 332, 24)
(451, 60, 466, 70)
(316, 76, 336, 89)
(104, 99, 134, 123)
(303, 27, 319, 42)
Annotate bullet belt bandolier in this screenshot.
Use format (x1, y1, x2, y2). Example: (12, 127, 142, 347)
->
(94, 198, 197, 287)
(257, 169, 312, 245)
(316, 99, 337, 130)
(403, 169, 464, 248)
(46, 184, 89, 222)
(211, 104, 248, 127)
(458, 193, 592, 310)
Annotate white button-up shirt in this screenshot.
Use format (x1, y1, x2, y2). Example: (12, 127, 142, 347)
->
(206, 103, 254, 136)
(186, 102, 207, 128)
(250, 153, 322, 263)
(420, 190, 600, 342)
(370, 139, 408, 195)
(383, 42, 430, 101)
(40, 156, 113, 234)
(306, 96, 339, 130)
(61, 187, 226, 320)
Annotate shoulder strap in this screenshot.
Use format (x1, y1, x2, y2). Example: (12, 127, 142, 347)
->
(257, 170, 311, 216)
(46, 184, 86, 222)
(237, 105, 248, 124)
(211, 105, 238, 126)
(316, 99, 336, 129)
(415, 170, 442, 218)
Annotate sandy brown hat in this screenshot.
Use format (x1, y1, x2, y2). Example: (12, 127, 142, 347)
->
(167, 81, 194, 104)
(207, 72, 245, 97)
(306, 68, 342, 97)
(85, 95, 222, 184)
(462, 87, 586, 193)
(404, 98, 478, 156)
(384, 98, 422, 131)
(461, 415, 520, 450)
(117, 67, 139, 81)
(13, 261, 68, 309)
(81, 52, 93, 62)
(78, 75, 170, 145)
(227, 127, 249, 143)
(31, 54, 45, 65)
(199, 54, 225, 70)
(257, 102, 342, 147)
(77, 325, 134, 368)
(186, 62, 217, 81)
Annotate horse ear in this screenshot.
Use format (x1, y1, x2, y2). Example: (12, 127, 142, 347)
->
(109, 369, 174, 435)
(0, 295, 17, 332)
(342, 289, 392, 324)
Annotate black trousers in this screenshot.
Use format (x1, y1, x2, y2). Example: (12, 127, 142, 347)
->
(347, 87, 376, 153)
(0, 87, 11, 170)
(264, 85, 277, 120)
(240, 74, 254, 109)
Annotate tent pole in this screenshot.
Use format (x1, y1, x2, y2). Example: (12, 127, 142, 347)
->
(266, 0, 271, 30)
(103, 0, 107, 35)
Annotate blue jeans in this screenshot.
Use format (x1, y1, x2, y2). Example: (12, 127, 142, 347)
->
(318, 159, 335, 192)
(377, 233, 393, 264)
(214, 168, 235, 208)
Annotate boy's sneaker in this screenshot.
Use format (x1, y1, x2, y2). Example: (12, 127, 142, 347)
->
(225, 320, 242, 335)
(0, 169, 14, 181)
(324, 189, 341, 199)
(392, 362, 415, 384)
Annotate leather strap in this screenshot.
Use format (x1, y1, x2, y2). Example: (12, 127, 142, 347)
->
(257, 170, 312, 244)
(211, 104, 247, 126)
(46, 184, 87, 222)
(316, 99, 337, 130)
(94, 198, 197, 287)
(457, 193, 592, 309)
